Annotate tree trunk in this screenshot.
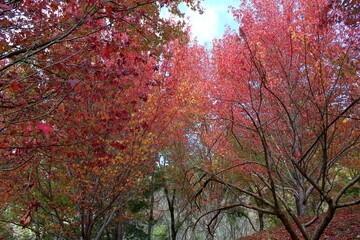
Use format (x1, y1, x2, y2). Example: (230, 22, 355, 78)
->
(147, 172, 156, 240)
(277, 211, 302, 240)
(169, 202, 176, 240)
(147, 193, 154, 240)
(295, 191, 309, 218)
(116, 222, 124, 240)
(35, 215, 41, 240)
(164, 185, 177, 240)
(258, 211, 264, 231)
(311, 204, 335, 240)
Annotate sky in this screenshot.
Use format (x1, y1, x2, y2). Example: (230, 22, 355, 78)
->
(161, 0, 240, 45)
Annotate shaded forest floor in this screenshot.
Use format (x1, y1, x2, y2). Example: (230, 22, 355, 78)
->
(238, 205, 360, 240)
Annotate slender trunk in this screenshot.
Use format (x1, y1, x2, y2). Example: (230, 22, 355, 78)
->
(147, 172, 156, 240)
(255, 187, 265, 231)
(35, 215, 40, 240)
(258, 211, 264, 231)
(169, 201, 176, 240)
(164, 185, 177, 240)
(116, 221, 124, 240)
(95, 209, 117, 240)
(83, 212, 93, 240)
(85, 226, 93, 240)
(147, 192, 154, 240)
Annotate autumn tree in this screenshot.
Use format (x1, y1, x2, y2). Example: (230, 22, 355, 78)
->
(193, 0, 359, 239)
(0, 0, 200, 173)
(151, 40, 214, 240)
(0, 0, 203, 239)
(150, 40, 256, 240)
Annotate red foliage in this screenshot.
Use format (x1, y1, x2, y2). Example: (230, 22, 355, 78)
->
(0, 0, 203, 238)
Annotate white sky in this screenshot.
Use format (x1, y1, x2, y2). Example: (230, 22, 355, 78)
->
(161, 0, 240, 45)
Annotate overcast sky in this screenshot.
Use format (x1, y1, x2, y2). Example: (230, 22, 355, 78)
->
(162, 0, 240, 45)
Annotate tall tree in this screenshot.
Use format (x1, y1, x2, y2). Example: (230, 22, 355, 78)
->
(0, 0, 202, 238)
(154, 40, 215, 240)
(196, 0, 359, 239)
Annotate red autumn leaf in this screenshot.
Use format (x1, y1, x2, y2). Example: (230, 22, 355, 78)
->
(37, 123, 53, 136)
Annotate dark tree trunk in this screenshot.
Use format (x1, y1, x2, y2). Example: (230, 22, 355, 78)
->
(147, 172, 156, 240)
(147, 193, 154, 240)
(164, 185, 177, 240)
(258, 211, 264, 231)
(116, 222, 124, 240)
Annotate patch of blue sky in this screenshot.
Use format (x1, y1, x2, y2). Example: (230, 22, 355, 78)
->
(161, 0, 240, 46)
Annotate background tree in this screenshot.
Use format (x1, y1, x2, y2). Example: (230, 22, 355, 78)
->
(152, 40, 214, 240)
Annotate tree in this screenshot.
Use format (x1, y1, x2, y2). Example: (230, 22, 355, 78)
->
(0, 0, 202, 238)
(0, 0, 200, 171)
(152, 40, 215, 240)
(194, 0, 359, 239)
